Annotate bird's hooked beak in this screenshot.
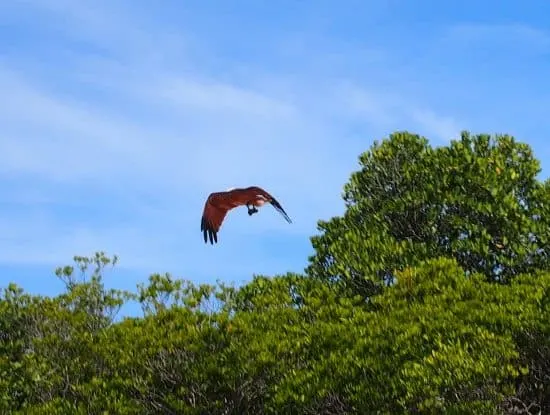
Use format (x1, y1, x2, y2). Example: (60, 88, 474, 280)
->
(269, 197, 292, 223)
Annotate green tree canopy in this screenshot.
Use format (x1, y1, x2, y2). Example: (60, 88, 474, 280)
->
(4, 254, 550, 413)
(307, 131, 550, 297)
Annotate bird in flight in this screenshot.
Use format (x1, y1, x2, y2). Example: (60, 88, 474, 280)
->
(201, 186, 292, 244)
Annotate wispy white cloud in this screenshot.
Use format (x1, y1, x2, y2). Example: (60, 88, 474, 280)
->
(408, 109, 461, 142)
(4, 0, 187, 61)
(333, 80, 461, 142)
(443, 22, 550, 54)
(155, 77, 298, 118)
(336, 83, 398, 127)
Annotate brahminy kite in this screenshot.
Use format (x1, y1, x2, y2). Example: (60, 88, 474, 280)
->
(200, 186, 292, 244)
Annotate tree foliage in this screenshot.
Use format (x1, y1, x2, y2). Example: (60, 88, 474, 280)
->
(308, 131, 550, 297)
(2, 131, 550, 414)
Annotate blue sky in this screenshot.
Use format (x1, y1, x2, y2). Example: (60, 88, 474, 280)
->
(1, 0, 550, 314)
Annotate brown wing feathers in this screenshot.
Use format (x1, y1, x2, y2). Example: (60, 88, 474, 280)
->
(201, 193, 232, 244)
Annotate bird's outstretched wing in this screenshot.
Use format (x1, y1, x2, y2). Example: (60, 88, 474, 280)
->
(201, 193, 231, 244)
(201, 186, 292, 244)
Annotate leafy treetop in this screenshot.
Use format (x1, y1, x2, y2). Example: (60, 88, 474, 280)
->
(307, 131, 550, 298)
